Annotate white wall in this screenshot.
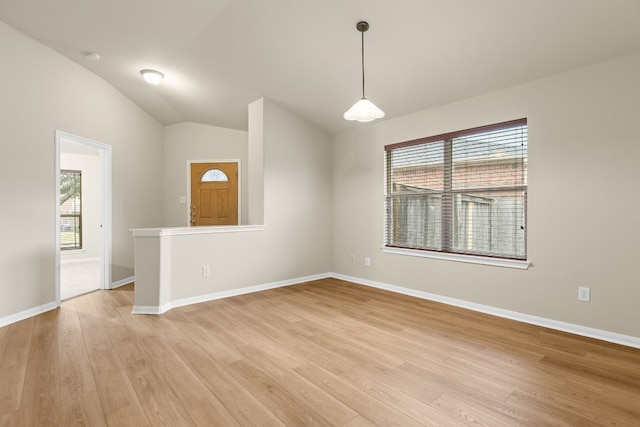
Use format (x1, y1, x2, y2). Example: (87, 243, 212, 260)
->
(332, 52, 640, 339)
(248, 99, 265, 225)
(0, 21, 163, 321)
(60, 151, 100, 260)
(178, 98, 332, 293)
(163, 122, 248, 226)
(262, 98, 333, 273)
(133, 98, 332, 309)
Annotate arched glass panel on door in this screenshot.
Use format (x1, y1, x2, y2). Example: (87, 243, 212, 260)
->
(201, 168, 229, 182)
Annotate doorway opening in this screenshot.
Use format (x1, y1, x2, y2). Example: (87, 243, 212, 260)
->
(55, 131, 112, 302)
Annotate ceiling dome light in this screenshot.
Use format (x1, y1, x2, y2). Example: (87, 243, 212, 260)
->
(83, 51, 101, 62)
(140, 69, 164, 85)
(344, 21, 385, 122)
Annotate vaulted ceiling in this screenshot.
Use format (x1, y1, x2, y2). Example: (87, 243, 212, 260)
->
(2, 0, 640, 133)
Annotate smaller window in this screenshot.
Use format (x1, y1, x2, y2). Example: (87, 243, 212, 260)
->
(60, 170, 82, 250)
(201, 168, 229, 182)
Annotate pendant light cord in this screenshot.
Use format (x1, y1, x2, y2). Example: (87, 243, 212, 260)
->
(361, 29, 366, 99)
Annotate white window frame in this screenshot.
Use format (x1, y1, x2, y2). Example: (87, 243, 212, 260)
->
(383, 119, 530, 269)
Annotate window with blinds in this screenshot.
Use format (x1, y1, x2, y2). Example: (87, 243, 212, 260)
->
(385, 119, 527, 260)
(60, 170, 82, 250)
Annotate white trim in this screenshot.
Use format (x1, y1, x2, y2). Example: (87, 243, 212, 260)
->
(111, 276, 135, 289)
(330, 273, 640, 349)
(131, 272, 330, 315)
(382, 246, 531, 270)
(61, 249, 86, 256)
(60, 257, 100, 264)
(0, 302, 58, 329)
(131, 304, 172, 315)
(100, 142, 113, 291)
(131, 224, 266, 237)
(187, 159, 242, 225)
(54, 135, 61, 303)
(55, 131, 112, 305)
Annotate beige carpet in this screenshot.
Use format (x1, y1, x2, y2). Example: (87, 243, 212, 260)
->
(61, 258, 100, 300)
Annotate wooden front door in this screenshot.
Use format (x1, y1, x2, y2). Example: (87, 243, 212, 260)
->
(190, 162, 238, 226)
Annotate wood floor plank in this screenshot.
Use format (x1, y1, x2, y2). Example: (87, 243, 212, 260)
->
(165, 309, 244, 364)
(171, 340, 281, 426)
(58, 305, 98, 402)
(282, 290, 405, 335)
(269, 298, 406, 370)
(214, 299, 308, 369)
(233, 344, 358, 426)
(105, 283, 136, 308)
(284, 288, 448, 368)
(225, 358, 336, 426)
(448, 348, 569, 402)
(1, 278, 639, 426)
(139, 336, 242, 427)
(19, 310, 62, 426)
(506, 389, 606, 427)
(102, 321, 198, 426)
(97, 384, 151, 427)
(0, 318, 33, 415)
(431, 393, 522, 427)
(386, 357, 543, 427)
(76, 291, 149, 427)
(61, 390, 107, 427)
(278, 324, 448, 423)
(400, 358, 515, 402)
(0, 409, 20, 426)
(443, 353, 562, 398)
(561, 379, 640, 424)
(343, 415, 380, 427)
(56, 297, 82, 337)
(541, 352, 640, 390)
(293, 361, 443, 427)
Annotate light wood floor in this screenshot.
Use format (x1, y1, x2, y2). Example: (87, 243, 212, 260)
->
(1, 278, 639, 426)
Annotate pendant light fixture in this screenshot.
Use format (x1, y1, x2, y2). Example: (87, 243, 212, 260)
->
(343, 21, 385, 122)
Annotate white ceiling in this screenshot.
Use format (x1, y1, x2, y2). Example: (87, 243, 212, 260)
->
(2, 0, 640, 134)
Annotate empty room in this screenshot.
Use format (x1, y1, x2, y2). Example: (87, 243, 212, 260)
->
(1, 1, 639, 425)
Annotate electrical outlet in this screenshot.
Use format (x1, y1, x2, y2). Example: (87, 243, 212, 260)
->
(364, 257, 371, 266)
(349, 254, 355, 263)
(578, 286, 590, 302)
(202, 265, 210, 277)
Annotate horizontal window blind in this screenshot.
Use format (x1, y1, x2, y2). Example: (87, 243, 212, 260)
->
(60, 170, 82, 250)
(385, 119, 527, 260)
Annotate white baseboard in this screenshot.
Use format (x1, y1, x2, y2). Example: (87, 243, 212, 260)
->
(331, 273, 640, 350)
(60, 256, 99, 263)
(111, 276, 134, 289)
(131, 304, 171, 315)
(6, 272, 637, 350)
(131, 272, 331, 315)
(0, 301, 58, 329)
